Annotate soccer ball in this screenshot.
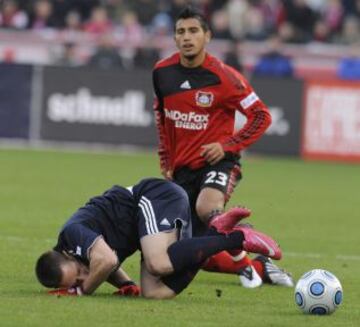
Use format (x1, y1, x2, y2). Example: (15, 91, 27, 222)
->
(294, 269, 343, 315)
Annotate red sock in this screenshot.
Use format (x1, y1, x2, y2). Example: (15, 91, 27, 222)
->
(202, 251, 252, 274)
(252, 258, 265, 279)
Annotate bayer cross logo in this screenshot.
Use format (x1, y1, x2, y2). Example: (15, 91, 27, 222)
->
(195, 91, 214, 107)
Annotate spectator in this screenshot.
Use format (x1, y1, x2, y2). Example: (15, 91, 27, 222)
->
(117, 11, 144, 69)
(84, 6, 112, 35)
(253, 34, 294, 77)
(313, 19, 332, 42)
(63, 10, 82, 32)
(341, 0, 360, 17)
(336, 15, 360, 44)
(306, 0, 327, 12)
(133, 46, 160, 68)
(259, 0, 286, 34)
(0, 0, 28, 29)
(56, 42, 82, 67)
(51, 0, 74, 28)
(278, 21, 308, 43)
(322, 0, 344, 34)
(211, 9, 233, 40)
(73, 0, 100, 22)
(224, 41, 244, 73)
(283, 0, 318, 42)
(103, 0, 126, 22)
(126, 0, 160, 26)
(28, 0, 55, 30)
(151, 12, 173, 36)
(118, 10, 143, 45)
(244, 4, 268, 41)
(87, 33, 123, 70)
(226, 0, 249, 39)
(337, 42, 360, 80)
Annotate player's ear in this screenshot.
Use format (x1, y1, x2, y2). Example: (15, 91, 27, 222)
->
(62, 251, 73, 260)
(205, 30, 211, 44)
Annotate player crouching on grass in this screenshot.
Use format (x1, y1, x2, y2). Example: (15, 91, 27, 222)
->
(35, 178, 281, 298)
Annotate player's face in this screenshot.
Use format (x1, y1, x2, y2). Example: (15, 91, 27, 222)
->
(174, 18, 210, 60)
(60, 259, 89, 288)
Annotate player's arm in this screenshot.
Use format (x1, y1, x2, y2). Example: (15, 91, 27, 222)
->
(153, 70, 172, 179)
(221, 71, 272, 153)
(224, 100, 271, 153)
(200, 102, 271, 165)
(107, 266, 132, 287)
(81, 237, 119, 295)
(108, 267, 141, 296)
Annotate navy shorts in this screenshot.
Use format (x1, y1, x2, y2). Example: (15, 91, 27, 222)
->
(134, 181, 192, 240)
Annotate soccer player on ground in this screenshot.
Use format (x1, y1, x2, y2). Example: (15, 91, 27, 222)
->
(35, 178, 282, 298)
(152, 7, 293, 288)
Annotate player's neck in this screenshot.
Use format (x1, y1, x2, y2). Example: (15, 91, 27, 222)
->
(180, 51, 206, 68)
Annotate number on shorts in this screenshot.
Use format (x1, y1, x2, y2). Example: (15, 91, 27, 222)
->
(204, 171, 228, 186)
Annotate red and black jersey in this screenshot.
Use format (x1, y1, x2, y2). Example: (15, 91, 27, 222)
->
(153, 52, 272, 172)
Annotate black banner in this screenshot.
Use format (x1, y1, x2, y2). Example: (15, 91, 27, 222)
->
(248, 77, 303, 156)
(40, 66, 157, 146)
(0, 63, 32, 138)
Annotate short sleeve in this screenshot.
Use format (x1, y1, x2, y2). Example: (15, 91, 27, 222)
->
(56, 224, 102, 263)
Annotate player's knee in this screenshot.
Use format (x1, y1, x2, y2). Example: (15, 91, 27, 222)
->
(196, 201, 219, 222)
(145, 257, 173, 276)
(142, 288, 175, 299)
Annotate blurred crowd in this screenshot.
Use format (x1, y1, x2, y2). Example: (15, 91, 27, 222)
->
(1, 0, 359, 78)
(1, 0, 360, 45)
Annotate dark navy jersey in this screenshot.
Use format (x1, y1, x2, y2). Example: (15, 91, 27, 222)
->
(54, 178, 191, 265)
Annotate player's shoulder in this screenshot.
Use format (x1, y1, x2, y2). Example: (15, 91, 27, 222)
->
(207, 54, 247, 90)
(153, 52, 180, 71)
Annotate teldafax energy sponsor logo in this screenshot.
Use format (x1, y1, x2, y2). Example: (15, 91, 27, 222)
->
(47, 88, 152, 127)
(164, 108, 209, 130)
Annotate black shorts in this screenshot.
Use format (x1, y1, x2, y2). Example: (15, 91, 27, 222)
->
(173, 158, 242, 235)
(134, 180, 192, 241)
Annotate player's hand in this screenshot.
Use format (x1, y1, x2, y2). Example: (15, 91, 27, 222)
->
(200, 143, 225, 165)
(113, 282, 141, 297)
(48, 287, 82, 296)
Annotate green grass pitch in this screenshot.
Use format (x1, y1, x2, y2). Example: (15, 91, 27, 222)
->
(0, 148, 359, 327)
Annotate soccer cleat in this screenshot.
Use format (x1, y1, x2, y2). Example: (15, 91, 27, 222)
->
(231, 224, 282, 260)
(254, 255, 294, 287)
(238, 265, 263, 288)
(208, 207, 251, 234)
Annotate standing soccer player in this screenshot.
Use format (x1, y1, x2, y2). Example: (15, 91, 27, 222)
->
(152, 7, 293, 288)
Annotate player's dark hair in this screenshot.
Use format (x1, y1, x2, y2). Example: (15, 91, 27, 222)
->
(175, 6, 209, 32)
(35, 250, 67, 288)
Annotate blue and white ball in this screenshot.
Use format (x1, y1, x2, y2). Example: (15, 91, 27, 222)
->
(295, 269, 343, 315)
